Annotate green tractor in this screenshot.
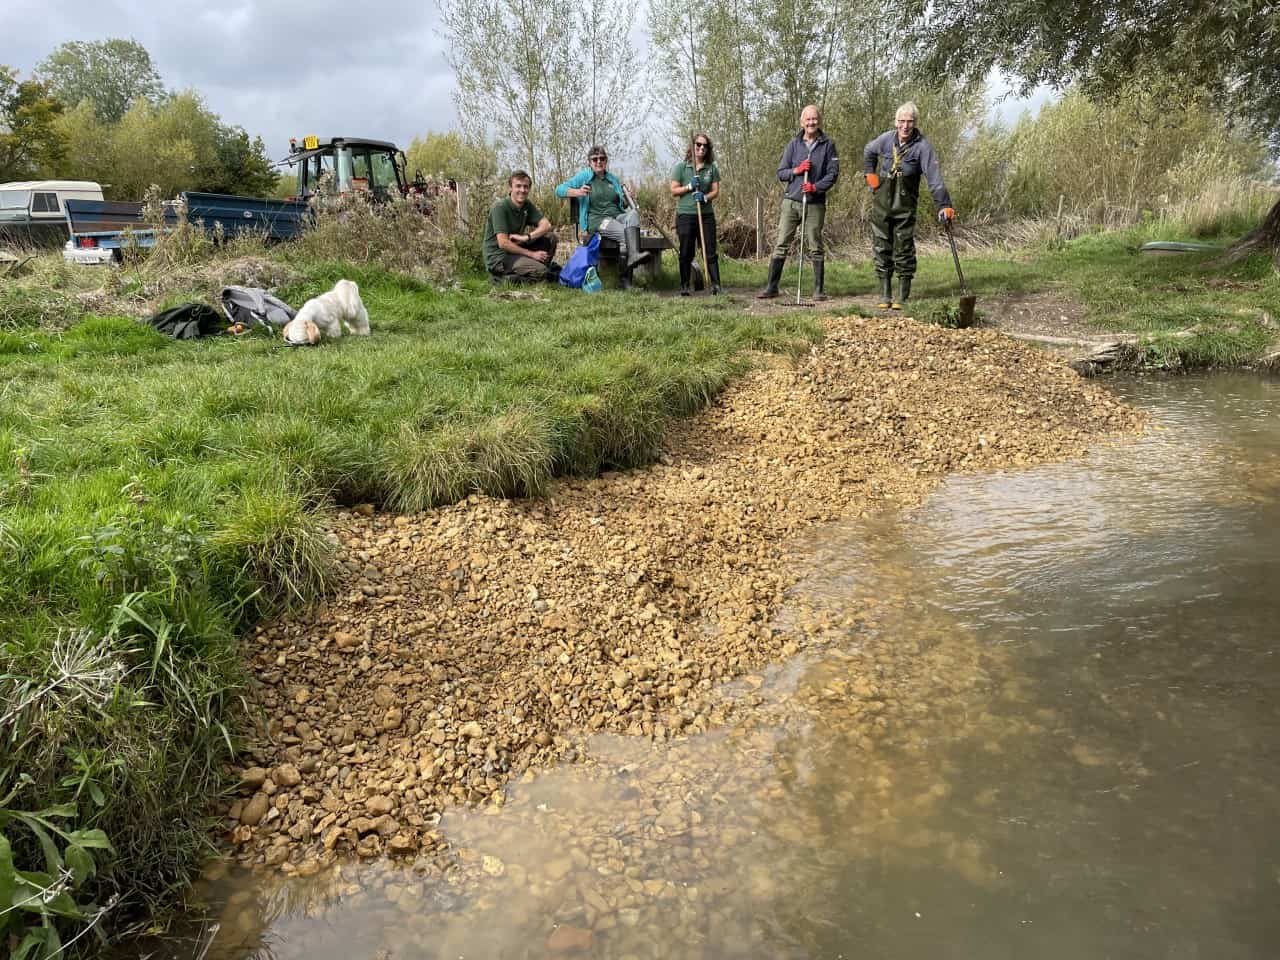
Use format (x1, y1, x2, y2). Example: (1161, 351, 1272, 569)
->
(285, 136, 436, 205)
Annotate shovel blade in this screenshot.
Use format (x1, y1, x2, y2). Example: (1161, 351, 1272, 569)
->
(957, 295, 977, 328)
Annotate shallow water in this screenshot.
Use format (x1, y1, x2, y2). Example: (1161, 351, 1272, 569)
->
(149, 372, 1280, 960)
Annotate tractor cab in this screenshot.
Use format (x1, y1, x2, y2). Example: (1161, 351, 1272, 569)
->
(285, 136, 416, 202)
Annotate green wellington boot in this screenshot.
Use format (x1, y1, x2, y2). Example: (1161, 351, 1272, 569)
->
(756, 258, 785, 299)
(812, 261, 828, 301)
(890, 276, 912, 310)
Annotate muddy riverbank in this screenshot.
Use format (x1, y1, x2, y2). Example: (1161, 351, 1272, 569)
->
(222, 315, 1143, 874)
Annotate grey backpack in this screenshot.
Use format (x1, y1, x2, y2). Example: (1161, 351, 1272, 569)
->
(220, 286, 296, 329)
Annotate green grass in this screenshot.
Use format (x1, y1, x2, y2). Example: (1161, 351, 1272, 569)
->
(0, 259, 820, 943)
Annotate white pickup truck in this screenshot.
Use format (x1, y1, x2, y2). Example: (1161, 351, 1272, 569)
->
(0, 180, 105, 251)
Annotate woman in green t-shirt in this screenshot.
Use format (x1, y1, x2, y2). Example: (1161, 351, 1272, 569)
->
(668, 133, 722, 295)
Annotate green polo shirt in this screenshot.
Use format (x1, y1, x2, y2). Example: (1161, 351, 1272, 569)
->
(483, 196, 546, 271)
(670, 160, 720, 215)
(585, 173, 622, 233)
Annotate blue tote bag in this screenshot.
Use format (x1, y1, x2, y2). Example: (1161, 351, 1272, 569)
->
(559, 233, 601, 289)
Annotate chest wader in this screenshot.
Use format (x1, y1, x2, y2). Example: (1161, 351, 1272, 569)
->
(870, 145, 920, 308)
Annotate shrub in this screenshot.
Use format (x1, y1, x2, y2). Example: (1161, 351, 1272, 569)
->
(286, 186, 464, 280)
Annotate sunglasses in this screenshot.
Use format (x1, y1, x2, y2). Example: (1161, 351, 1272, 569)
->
(694, 142, 709, 149)
(589, 155, 607, 161)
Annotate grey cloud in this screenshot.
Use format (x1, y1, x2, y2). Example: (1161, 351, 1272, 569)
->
(4, 1, 457, 153)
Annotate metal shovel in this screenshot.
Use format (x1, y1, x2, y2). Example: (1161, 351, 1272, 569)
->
(943, 219, 976, 328)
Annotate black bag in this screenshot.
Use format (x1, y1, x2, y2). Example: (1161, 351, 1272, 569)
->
(147, 303, 226, 339)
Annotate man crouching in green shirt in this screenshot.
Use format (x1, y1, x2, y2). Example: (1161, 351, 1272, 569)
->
(483, 170, 560, 282)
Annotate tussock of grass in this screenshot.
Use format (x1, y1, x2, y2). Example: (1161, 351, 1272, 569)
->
(381, 420, 476, 510)
(0, 283, 83, 331)
(210, 480, 336, 610)
(1140, 324, 1274, 370)
(382, 408, 556, 512)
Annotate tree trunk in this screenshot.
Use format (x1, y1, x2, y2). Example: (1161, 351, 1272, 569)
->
(1220, 194, 1280, 267)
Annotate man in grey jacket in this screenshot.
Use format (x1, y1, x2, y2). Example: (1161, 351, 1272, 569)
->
(757, 104, 839, 300)
(863, 102, 955, 309)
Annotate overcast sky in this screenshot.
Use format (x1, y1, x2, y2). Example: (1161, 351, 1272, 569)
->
(3, 2, 1052, 173)
(2, 0, 459, 162)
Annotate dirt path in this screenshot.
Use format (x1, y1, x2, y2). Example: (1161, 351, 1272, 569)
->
(667, 284, 1125, 346)
(223, 314, 1144, 875)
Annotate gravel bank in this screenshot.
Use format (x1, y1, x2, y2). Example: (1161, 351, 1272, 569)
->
(223, 315, 1144, 872)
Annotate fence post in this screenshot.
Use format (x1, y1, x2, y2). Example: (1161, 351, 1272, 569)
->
(755, 196, 764, 259)
(456, 182, 470, 233)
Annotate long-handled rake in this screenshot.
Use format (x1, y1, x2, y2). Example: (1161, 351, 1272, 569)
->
(796, 169, 809, 305)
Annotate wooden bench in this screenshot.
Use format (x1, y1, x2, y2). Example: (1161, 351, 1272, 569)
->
(567, 197, 672, 280)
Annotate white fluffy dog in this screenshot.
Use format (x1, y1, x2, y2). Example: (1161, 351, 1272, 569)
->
(282, 279, 369, 345)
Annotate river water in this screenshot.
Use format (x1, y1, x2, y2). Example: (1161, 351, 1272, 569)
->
(159, 372, 1280, 960)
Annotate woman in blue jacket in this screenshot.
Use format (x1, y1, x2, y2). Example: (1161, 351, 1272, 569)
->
(556, 146, 647, 289)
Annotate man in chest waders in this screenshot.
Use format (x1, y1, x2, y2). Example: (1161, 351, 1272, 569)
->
(863, 102, 955, 309)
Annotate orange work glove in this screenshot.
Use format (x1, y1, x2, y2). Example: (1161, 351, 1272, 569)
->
(937, 207, 955, 222)
(793, 158, 812, 175)
(865, 172, 881, 190)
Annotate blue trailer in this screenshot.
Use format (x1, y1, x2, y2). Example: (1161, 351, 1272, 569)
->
(63, 192, 310, 262)
(186, 192, 310, 241)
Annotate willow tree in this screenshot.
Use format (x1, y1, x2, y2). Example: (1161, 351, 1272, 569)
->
(440, 0, 566, 182)
(566, 12, 650, 165)
(647, 0, 705, 129)
(648, 0, 760, 166)
(904, 0, 1280, 264)
(441, 0, 646, 185)
(648, 0, 849, 199)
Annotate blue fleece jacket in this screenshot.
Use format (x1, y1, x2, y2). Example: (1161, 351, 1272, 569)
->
(555, 168, 632, 234)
